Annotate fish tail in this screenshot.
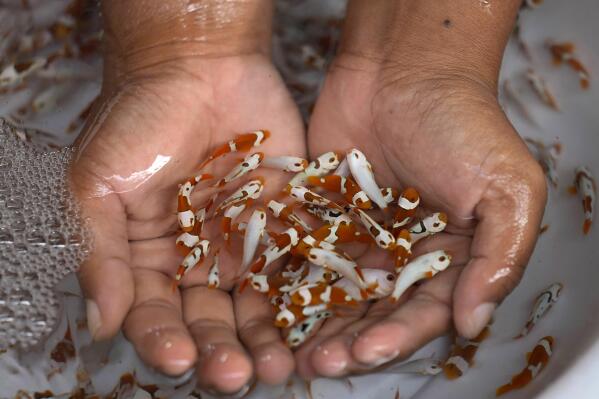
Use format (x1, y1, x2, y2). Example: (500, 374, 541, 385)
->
(583, 219, 592, 235)
(495, 383, 513, 397)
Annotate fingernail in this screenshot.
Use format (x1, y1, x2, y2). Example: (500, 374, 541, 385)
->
(85, 299, 102, 340)
(365, 349, 400, 368)
(205, 381, 253, 398)
(466, 302, 496, 338)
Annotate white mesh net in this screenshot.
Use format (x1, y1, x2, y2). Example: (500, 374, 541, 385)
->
(0, 119, 91, 350)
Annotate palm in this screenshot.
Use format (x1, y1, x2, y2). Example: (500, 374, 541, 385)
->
(72, 55, 305, 391)
(298, 59, 546, 378)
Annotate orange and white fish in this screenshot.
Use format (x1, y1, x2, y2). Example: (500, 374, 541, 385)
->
(290, 283, 358, 307)
(516, 283, 562, 339)
(408, 213, 448, 244)
(304, 204, 353, 225)
(526, 69, 559, 111)
(242, 209, 267, 270)
(176, 193, 217, 255)
(306, 175, 372, 209)
(267, 200, 312, 232)
(496, 336, 554, 396)
(549, 42, 590, 89)
(0, 57, 47, 89)
(262, 156, 308, 173)
(333, 157, 350, 177)
(525, 138, 561, 188)
(207, 251, 221, 289)
(347, 149, 388, 210)
(288, 151, 340, 187)
(172, 240, 210, 290)
(222, 202, 248, 243)
(288, 185, 344, 211)
(310, 221, 372, 246)
(306, 247, 370, 293)
(213, 152, 264, 188)
(348, 206, 396, 250)
(215, 178, 264, 214)
(572, 166, 596, 234)
(177, 174, 213, 232)
(380, 187, 400, 205)
(390, 250, 452, 301)
(286, 310, 334, 348)
(198, 130, 270, 169)
(276, 264, 339, 296)
(334, 268, 396, 300)
(393, 229, 413, 272)
(29, 82, 74, 114)
(275, 303, 329, 328)
(443, 326, 491, 380)
(240, 226, 302, 291)
(392, 187, 421, 233)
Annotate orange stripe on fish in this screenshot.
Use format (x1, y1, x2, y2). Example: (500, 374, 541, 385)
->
(443, 326, 490, 380)
(496, 336, 554, 396)
(198, 130, 270, 169)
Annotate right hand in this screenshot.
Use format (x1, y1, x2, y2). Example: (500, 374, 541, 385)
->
(71, 52, 306, 394)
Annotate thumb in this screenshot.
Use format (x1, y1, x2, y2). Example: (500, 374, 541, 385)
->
(452, 168, 547, 338)
(71, 167, 134, 341)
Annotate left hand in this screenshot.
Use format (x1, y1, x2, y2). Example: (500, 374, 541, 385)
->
(297, 51, 547, 378)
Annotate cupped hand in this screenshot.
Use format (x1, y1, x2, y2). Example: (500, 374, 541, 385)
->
(71, 55, 306, 393)
(298, 55, 547, 378)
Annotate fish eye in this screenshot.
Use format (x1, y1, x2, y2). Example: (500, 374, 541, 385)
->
(386, 274, 395, 281)
(439, 256, 446, 262)
(433, 223, 440, 227)
(309, 254, 317, 260)
(353, 153, 359, 158)
(329, 157, 335, 163)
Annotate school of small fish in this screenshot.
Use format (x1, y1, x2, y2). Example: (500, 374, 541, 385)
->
(0, 0, 101, 148)
(174, 131, 452, 349)
(1, 1, 594, 398)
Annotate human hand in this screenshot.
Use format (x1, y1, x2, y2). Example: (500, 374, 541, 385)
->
(71, 0, 305, 394)
(298, 0, 547, 378)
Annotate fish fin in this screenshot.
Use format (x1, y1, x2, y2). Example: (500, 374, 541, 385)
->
(425, 271, 434, 278)
(366, 281, 379, 295)
(171, 279, 179, 293)
(359, 289, 369, 300)
(581, 79, 590, 90)
(526, 351, 532, 362)
(496, 383, 513, 397)
(567, 185, 578, 195)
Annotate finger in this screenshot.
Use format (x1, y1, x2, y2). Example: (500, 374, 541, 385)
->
(234, 288, 294, 385)
(351, 267, 461, 366)
(183, 286, 253, 395)
(123, 269, 196, 376)
(72, 172, 134, 341)
(411, 232, 471, 265)
(294, 304, 368, 379)
(130, 235, 179, 274)
(307, 303, 389, 377)
(453, 170, 547, 338)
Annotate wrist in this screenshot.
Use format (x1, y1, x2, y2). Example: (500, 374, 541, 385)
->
(337, 0, 521, 92)
(101, 0, 273, 82)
